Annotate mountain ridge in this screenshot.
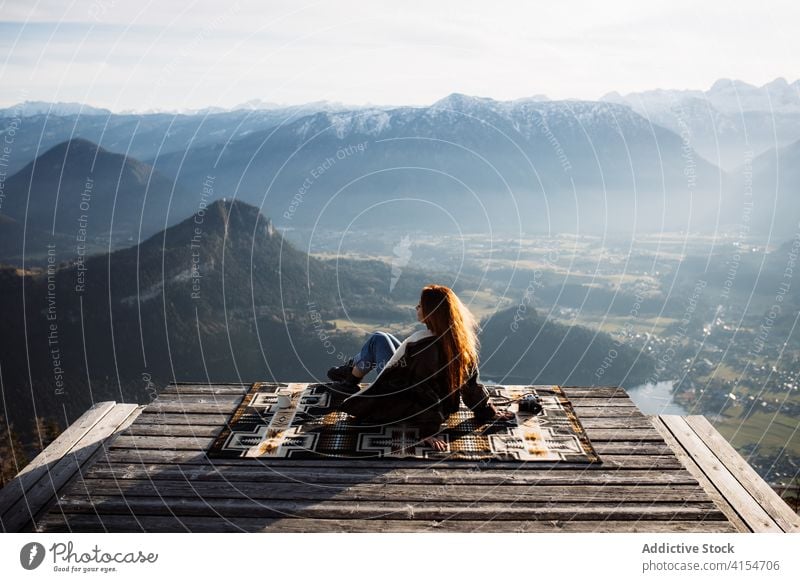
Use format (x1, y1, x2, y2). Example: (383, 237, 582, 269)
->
(602, 77, 800, 172)
(0, 137, 196, 264)
(147, 94, 724, 235)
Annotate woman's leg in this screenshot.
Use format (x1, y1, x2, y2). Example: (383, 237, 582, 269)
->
(351, 331, 402, 378)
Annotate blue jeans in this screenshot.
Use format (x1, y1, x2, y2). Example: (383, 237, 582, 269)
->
(352, 331, 402, 377)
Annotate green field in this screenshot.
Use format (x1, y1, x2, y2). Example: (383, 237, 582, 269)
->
(710, 407, 798, 453)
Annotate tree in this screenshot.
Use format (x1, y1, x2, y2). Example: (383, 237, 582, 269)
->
(779, 474, 800, 514)
(0, 417, 29, 488)
(33, 416, 62, 451)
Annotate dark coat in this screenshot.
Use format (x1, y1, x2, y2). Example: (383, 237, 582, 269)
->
(340, 334, 498, 438)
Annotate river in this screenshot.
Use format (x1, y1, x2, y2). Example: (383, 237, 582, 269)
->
(626, 380, 689, 415)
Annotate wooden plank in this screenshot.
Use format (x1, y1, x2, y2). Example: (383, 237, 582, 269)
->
(1, 403, 141, 533)
(566, 407, 647, 418)
(122, 422, 660, 441)
(125, 425, 224, 437)
(37, 513, 737, 533)
(107, 434, 673, 455)
(582, 429, 665, 441)
(161, 385, 253, 395)
(167, 380, 255, 386)
(131, 413, 656, 430)
(127, 424, 661, 443)
(557, 398, 637, 407)
(684, 415, 800, 533)
(109, 435, 217, 449)
(7, 404, 142, 531)
(560, 386, 630, 398)
(22, 405, 146, 533)
(70, 477, 709, 503)
(98, 447, 685, 469)
(148, 395, 244, 405)
(135, 413, 231, 425)
(591, 442, 673, 455)
(579, 418, 661, 429)
(141, 402, 241, 414)
(82, 462, 699, 485)
(20, 406, 144, 533)
(50, 495, 726, 521)
(142, 386, 643, 422)
(658, 415, 782, 533)
(0, 401, 117, 522)
(651, 416, 750, 533)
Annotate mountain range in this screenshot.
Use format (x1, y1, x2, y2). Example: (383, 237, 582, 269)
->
(144, 93, 726, 235)
(603, 78, 800, 170)
(3, 79, 800, 257)
(0, 102, 359, 176)
(0, 198, 654, 442)
(2, 95, 728, 237)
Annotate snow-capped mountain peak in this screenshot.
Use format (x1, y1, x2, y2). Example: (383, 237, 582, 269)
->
(0, 100, 111, 117)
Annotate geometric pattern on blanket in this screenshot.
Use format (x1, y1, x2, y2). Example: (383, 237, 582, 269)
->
(207, 383, 601, 462)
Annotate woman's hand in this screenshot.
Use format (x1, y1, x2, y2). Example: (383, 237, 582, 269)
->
(423, 436, 448, 451)
(494, 410, 515, 421)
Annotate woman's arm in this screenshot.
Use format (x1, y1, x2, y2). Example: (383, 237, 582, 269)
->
(402, 341, 453, 442)
(460, 367, 501, 423)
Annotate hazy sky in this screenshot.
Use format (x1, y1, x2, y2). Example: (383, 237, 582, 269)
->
(1, 0, 798, 111)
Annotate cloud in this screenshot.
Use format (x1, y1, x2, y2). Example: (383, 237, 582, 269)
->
(1, 0, 799, 111)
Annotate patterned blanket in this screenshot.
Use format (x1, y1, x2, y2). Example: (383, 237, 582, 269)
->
(207, 382, 600, 462)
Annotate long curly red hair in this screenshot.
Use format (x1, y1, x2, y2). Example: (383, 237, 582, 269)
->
(419, 284, 479, 393)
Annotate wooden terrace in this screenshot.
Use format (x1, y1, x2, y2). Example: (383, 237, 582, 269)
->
(1, 383, 798, 533)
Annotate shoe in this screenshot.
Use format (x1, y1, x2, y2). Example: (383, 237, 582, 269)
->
(328, 379, 362, 397)
(327, 359, 355, 382)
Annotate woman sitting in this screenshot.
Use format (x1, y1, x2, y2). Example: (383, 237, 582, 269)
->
(326, 284, 513, 450)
